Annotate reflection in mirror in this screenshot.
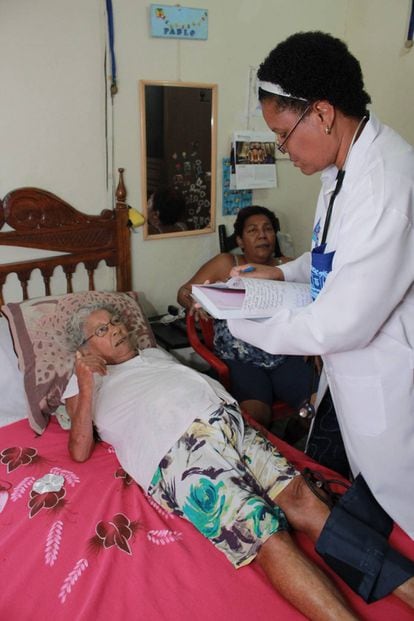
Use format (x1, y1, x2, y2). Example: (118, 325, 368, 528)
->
(140, 81, 217, 239)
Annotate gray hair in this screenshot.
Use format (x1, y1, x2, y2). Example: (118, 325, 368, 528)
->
(66, 303, 119, 351)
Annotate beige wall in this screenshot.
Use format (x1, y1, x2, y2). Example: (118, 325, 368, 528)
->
(0, 0, 107, 208)
(1, 1, 413, 313)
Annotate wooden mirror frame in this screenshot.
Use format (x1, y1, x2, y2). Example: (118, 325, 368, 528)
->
(139, 80, 217, 239)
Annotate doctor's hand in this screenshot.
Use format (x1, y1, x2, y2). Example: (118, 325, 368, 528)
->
(230, 263, 285, 281)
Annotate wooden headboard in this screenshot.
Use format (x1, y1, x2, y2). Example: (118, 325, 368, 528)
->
(0, 168, 131, 305)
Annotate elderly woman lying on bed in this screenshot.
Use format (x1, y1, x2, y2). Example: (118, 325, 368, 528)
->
(63, 304, 414, 621)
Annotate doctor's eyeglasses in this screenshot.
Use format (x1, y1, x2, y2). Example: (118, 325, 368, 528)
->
(81, 315, 122, 345)
(277, 104, 311, 154)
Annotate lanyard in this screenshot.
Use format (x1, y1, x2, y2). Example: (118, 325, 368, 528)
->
(321, 169, 345, 245)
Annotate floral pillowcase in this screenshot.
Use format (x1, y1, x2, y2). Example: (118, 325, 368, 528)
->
(1, 291, 156, 434)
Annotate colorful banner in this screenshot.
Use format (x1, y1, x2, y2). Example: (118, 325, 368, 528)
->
(150, 5, 208, 40)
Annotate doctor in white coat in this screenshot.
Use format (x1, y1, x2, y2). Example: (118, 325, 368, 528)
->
(228, 32, 414, 544)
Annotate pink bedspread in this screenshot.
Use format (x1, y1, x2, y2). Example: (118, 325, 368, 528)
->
(1, 417, 413, 620)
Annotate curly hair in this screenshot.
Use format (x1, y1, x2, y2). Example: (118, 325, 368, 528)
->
(257, 31, 371, 117)
(233, 205, 279, 238)
(66, 303, 119, 351)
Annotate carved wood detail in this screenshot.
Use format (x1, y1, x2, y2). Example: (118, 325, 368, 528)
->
(0, 168, 132, 305)
(1, 188, 113, 231)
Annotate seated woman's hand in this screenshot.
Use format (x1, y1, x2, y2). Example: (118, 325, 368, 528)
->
(191, 303, 211, 322)
(230, 263, 284, 281)
(190, 279, 212, 321)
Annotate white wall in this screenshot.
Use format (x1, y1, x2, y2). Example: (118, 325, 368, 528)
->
(1, 1, 413, 313)
(0, 0, 107, 208)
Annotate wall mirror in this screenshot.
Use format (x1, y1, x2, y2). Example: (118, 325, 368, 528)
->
(140, 80, 217, 239)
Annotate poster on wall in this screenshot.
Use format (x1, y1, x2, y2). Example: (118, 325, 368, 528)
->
(150, 5, 208, 40)
(233, 131, 277, 190)
(222, 157, 252, 216)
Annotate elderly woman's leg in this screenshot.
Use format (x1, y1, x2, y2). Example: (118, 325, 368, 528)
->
(275, 475, 414, 608)
(256, 530, 358, 621)
(274, 473, 330, 538)
(148, 409, 358, 619)
(240, 423, 414, 608)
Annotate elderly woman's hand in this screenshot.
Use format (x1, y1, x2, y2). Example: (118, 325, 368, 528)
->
(230, 263, 285, 281)
(75, 351, 107, 392)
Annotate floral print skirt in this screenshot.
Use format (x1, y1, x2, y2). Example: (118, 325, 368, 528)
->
(148, 405, 298, 568)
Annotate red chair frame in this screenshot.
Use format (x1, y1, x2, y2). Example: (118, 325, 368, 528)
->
(186, 312, 231, 390)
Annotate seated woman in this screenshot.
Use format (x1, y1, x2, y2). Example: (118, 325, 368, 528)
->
(63, 303, 414, 619)
(177, 205, 318, 435)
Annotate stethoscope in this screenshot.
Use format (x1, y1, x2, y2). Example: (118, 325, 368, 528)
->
(321, 114, 368, 246)
(298, 114, 368, 420)
(320, 168, 345, 245)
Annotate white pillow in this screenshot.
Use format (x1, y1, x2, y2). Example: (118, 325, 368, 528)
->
(0, 316, 27, 426)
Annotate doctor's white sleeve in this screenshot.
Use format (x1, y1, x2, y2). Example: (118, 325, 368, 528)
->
(279, 251, 311, 283)
(228, 181, 414, 356)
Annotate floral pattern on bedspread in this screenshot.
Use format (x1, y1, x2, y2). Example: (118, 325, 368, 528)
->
(0, 446, 38, 472)
(92, 513, 141, 555)
(1, 418, 414, 621)
(0, 419, 187, 620)
(29, 486, 67, 518)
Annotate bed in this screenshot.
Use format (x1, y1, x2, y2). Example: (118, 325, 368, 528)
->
(0, 173, 413, 621)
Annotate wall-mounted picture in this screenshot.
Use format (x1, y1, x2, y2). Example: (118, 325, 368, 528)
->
(233, 131, 277, 190)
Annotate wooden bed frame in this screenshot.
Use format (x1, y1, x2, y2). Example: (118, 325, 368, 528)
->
(0, 168, 131, 305)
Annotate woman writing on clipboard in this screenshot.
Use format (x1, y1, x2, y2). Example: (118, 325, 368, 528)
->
(228, 31, 414, 602)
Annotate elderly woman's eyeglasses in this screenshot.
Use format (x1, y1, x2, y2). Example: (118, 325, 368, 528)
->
(277, 104, 311, 154)
(81, 315, 122, 346)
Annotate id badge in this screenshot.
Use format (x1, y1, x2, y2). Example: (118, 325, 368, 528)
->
(311, 244, 335, 300)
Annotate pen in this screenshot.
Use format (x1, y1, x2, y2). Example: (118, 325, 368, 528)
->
(241, 266, 255, 273)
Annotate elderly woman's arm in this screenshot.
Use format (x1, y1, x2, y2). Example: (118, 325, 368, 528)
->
(66, 392, 95, 462)
(66, 352, 107, 462)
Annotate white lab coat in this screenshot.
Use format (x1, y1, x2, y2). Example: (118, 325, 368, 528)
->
(228, 113, 414, 538)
